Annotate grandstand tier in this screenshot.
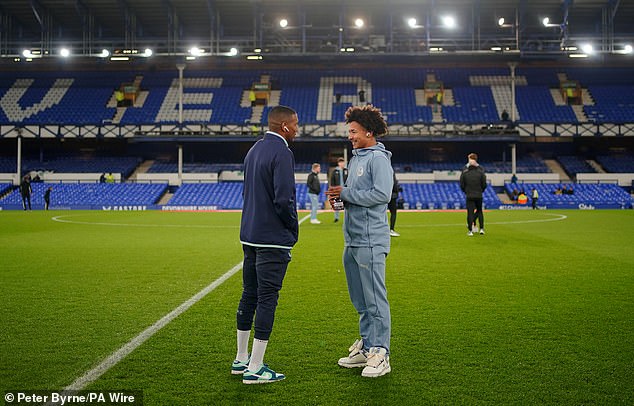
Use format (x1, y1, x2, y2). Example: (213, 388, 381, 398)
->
(1, 66, 633, 129)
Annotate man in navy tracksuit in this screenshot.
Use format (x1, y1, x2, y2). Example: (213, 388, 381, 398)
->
(232, 106, 299, 384)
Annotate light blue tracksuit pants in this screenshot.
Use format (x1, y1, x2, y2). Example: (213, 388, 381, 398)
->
(343, 246, 391, 353)
(309, 193, 319, 220)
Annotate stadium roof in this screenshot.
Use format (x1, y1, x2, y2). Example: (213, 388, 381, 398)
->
(1, 0, 633, 60)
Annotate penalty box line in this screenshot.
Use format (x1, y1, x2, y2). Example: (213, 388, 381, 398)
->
(62, 214, 311, 392)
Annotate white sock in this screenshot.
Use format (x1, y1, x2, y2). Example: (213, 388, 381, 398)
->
(248, 338, 268, 372)
(236, 329, 250, 362)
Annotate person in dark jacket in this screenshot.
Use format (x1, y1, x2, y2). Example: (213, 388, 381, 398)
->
(459, 153, 487, 236)
(330, 158, 348, 222)
(306, 163, 322, 224)
(388, 172, 402, 237)
(233, 105, 299, 384)
(20, 175, 32, 211)
(44, 186, 52, 210)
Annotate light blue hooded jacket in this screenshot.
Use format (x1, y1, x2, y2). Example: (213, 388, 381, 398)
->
(340, 142, 393, 249)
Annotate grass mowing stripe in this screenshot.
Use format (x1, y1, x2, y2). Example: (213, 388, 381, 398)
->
(59, 214, 311, 393)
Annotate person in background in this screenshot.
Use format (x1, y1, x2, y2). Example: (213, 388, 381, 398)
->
(329, 158, 348, 223)
(358, 89, 366, 103)
(459, 153, 487, 236)
(531, 187, 539, 210)
(307, 163, 322, 224)
(20, 175, 32, 211)
(232, 105, 299, 384)
(99, 173, 106, 183)
(501, 109, 510, 122)
(44, 186, 52, 210)
(105, 173, 115, 183)
(327, 104, 393, 378)
(510, 173, 518, 184)
(388, 172, 402, 237)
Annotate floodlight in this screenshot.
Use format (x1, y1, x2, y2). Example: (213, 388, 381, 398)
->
(189, 47, 203, 56)
(580, 43, 593, 54)
(279, 19, 288, 28)
(624, 45, 633, 54)
(441, 16, 456, 29)
(354, 18, 364, 28)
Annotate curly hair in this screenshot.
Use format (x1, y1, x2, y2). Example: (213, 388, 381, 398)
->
(344, 104, 388, 137)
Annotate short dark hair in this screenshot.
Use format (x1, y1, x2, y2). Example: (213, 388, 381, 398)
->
(268, 105, 297, 124)
(344, 104, 388, 137)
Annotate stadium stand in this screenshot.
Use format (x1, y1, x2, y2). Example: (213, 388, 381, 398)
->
(147, 161, 243, 174)
(505, 182, 633, 209)
(595, 155, 634, 173)
(557, 155, 596, 177)
(0, 156, 139, 176)
(0, 182, 167, 208)
(1, 67, 633, 127)
(401, 182, 502, 210)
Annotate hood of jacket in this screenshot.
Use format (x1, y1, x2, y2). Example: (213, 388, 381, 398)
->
(352, 142, 393, 160)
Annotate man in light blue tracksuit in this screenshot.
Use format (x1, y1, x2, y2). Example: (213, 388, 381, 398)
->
(327, 104, 394, 378)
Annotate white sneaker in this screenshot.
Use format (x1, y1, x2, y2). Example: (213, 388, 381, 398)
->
(361, 347, 391, 378)
(389, 230, 400, 237)
(479, 229, 485, 235)
(310, 219, 321, 224)
(467, 231, 474, 236)
(337, 339, 368, 368)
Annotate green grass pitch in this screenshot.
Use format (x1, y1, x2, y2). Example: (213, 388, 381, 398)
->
(1, 209, 633, 404)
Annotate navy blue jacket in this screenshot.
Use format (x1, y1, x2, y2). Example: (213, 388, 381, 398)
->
(240, 131, 299, 249)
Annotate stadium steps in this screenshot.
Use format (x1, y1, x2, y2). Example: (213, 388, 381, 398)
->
(250, 105, 264, 124)
(491, 85, 517, 120)
(587, 160, 606, 173)
(581, 88, 595, 105)
(571, 105, 587, 122)
(157, 191, 173, 205)
(443, 89, 454, 106)
(134, 91, 148, 107)
(550, 88, 567, 106)
(544, 159, 570, 181)
(128, 160, 155, 180)
(106, 93, 117, 108)
(269, 90, 281, 106)
(414, 89, 426, 106)
(498, 192, 513, 204)
(432, 108, 443, 123)
(240, 90, 252, 108)
(112, 107, 126, 123)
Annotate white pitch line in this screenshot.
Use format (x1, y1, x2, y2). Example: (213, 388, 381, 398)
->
(397, 212, 568, 228)
(51, 214, 237, 229)
(59, 214, 311, 393)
